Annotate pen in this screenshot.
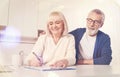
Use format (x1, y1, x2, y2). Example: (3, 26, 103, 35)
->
(32, 52, 43, 64)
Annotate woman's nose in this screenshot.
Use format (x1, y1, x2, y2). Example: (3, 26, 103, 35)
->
(52, 23, 56, 27)
(52, 24, 58, 28)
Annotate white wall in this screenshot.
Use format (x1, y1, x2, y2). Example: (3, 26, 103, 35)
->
(0, 0, 9, 25)
(0, 0, 39, 37)
(8, 0, 39, 37)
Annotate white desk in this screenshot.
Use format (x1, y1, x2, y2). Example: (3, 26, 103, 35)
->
(0, 65, 120, 77)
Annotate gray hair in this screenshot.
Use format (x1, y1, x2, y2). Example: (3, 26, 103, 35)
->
(46, 11, 68, 36)
(90, 9, 105, 22)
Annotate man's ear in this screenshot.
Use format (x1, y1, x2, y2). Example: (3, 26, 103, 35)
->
(100, 22, 104, 28)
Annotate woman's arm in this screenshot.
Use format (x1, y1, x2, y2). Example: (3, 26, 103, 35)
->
(25, 35, 46, 66)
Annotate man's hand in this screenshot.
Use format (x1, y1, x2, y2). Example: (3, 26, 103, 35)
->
(77, 59, 93, 65)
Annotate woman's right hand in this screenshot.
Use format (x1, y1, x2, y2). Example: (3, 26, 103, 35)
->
(28, 56, 42, 67)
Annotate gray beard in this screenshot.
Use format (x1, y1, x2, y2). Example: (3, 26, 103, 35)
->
(86, 28, 98, 36)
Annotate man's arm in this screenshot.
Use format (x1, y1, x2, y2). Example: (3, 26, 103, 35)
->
(77, 38, 112, 65)
(77, 59, 93, 65)
(93, 35, 112, 65)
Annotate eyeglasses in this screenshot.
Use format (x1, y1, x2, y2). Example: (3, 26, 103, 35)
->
(86, 18, 102, 25)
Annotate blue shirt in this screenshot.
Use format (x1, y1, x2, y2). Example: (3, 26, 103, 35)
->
(70, 28, 112, 65)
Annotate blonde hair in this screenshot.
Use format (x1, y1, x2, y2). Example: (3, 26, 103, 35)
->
(46, 11, 68, 36)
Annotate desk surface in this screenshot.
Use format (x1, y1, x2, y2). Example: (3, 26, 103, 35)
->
(0, 65, 120, 77)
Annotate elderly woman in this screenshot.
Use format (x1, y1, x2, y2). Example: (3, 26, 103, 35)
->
(26, 11, 76, 68)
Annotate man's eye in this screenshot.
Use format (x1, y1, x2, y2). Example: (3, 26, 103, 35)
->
(95, 21, 101, 24)
(87, 18, 93, 22)
(88, 19, 93, 22)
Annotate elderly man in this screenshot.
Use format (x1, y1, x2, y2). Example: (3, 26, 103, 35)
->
(70, 9, 112, 65)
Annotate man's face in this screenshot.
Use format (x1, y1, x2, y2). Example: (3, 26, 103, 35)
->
(86, 12, 103, 36)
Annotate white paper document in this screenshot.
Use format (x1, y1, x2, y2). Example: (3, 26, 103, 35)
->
(24, 66, 76, 71)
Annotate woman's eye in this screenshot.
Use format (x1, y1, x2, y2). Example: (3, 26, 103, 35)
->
(56, 21, 61, 24)
(49, 22, 53, 25)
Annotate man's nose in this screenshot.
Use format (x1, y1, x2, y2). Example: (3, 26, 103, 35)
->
(90, 21, 95, 27)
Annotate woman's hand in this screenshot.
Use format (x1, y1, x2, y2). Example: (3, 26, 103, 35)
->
(28, 56, 42, 67)
(50, 59, 68, 68)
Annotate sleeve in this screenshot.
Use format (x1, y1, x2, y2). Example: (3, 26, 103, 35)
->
(94, 36, 112, 65)
(25, 35, 46, 63)
(31, 35, 46, 55)
(64, 35, 76, 66)
(69, 29, 78, 37)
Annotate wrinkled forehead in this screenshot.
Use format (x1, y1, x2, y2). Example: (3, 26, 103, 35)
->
(87, 12, 103, 21)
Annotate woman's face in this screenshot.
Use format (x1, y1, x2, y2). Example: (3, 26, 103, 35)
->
(48, 15, 64, 36)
